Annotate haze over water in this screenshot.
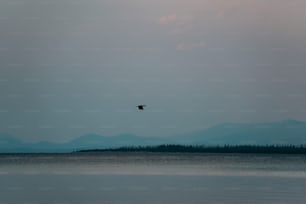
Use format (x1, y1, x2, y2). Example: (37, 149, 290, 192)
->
(1, 153, 306, 204)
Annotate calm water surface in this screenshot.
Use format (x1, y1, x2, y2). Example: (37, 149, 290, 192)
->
(0, 153, 306, 204)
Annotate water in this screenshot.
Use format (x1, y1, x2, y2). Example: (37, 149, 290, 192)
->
(0, 153, 306, 204)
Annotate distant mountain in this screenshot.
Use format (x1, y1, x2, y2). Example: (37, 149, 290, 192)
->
(0, 133, 25, 152)
(0, 120, 306, 153)
(176, 119, 306, 145)
(0, 134, 60, 153)
(0, 133, 170, 153)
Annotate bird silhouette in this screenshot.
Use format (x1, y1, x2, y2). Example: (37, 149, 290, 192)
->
(137, 105, 146, 110)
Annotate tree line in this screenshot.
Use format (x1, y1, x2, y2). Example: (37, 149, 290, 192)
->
(78, 144, 306, 154)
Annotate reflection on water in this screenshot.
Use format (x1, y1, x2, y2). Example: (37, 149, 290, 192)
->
(1, 153, 306, 176)
(0, 153, 306, 204)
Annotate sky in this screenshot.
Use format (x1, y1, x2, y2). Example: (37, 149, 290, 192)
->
(0, 0, 306, 142)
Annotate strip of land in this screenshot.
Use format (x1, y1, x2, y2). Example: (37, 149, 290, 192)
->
(77, 144, 306, 154)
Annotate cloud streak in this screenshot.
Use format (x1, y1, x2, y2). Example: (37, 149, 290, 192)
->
(158, 14, 178, 25)
(158, 14, 194, 26)
(176, 41, 206, 50)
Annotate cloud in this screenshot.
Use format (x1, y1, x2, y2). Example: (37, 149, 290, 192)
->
(158, 14, 194, 26)
(158, 14, 178, 25)
(158, 14, 204, 50)
(158, 14, 194, 35)
(176, 42, 206, 50)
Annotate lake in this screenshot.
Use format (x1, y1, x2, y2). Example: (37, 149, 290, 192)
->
(0, 152, 306, 204)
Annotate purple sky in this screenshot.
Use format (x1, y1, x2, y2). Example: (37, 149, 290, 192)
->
(0, 0, 306, 141)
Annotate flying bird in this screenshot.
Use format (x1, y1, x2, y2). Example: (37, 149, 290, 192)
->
(137, 105, 146, 110)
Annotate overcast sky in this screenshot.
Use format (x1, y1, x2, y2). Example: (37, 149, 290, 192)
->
(1, 0, 306, 142)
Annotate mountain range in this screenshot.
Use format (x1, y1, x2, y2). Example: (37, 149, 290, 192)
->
(1, 120, 306, 153)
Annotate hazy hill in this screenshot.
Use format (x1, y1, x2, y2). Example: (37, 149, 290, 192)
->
(177, 119, 306, 145)
(1, 120, 306, 153)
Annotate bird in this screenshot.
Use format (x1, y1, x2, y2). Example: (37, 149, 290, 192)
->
(137, 105, 146, 110)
